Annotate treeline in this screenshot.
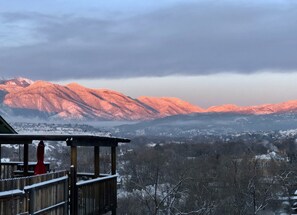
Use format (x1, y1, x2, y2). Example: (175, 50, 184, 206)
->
(117, 140, 297, 215)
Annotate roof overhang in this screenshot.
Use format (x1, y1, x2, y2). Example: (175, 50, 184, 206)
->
(0, 134, 130, 147)
(0, 116, 17, 134)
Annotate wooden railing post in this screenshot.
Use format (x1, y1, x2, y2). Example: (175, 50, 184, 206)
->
(23, 144, 29, 176)
(111, 146, 117, 215)
(70, 146, 77, 168)
(70, 165, 78, 215)
(94, 146, 100, 178)
(0, 144, 2, 178)
(111, 146, 116, 175)
(64, 177, 69, 215)
(28, 188, 35, 214)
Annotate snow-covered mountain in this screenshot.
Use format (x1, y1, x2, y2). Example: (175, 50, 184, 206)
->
(0, 77, 203, 120)
(2, 77, 297, 121)
(207, 101, 297, 114)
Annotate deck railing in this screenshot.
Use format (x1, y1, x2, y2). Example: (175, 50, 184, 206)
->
(25, 176, 68, 215)
(0, 189, 27, 214)
(0, 161, 51, 179)
(0, 171, 117, 215)
(0, 162, 22, 179)
(0, 171, 68, 214)
(77, 174, 117, 215)
(0, 170, 68, 192)
(0, 130, 129, 214)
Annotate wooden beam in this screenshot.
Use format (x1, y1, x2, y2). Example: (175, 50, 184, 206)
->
(69, 140, 118, 147)
(0, 134, 130, 146)
(0, 140, 32, 145)
(94, 146, 100, 178)
(111, 146, 116, 175)
(24, 144, 29, 176)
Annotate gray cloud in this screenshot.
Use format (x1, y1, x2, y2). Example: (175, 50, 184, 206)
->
(0, 1, 297, 80)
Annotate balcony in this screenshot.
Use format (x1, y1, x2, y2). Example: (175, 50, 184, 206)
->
(0, 134, 130, 215)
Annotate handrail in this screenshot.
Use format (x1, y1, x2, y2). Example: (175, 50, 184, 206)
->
(0, 189, 24, 198)
(24, 176, 68, 190)
(0, 170, 67, 181)
(0, 161, 23, 165)
(76, 174, 117, 186)
(31, 201, 67, 215)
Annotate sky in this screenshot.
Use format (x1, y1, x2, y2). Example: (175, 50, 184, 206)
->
(1, 0, 297, 107)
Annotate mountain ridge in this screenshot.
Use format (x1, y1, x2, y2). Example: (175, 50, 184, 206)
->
(0, 77, 203, 120)
(1, 77, 297, 121)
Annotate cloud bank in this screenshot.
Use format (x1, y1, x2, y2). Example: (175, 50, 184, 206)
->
(0, 1, 297, 80)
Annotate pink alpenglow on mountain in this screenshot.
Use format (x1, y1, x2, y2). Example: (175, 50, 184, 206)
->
(207, 104, 242, 113)
(1, 78, 203, 120)
(138, 96, 204, 117)
(0, 77, 34, 93)
(206, 101, 297, 114)
(66, 83, 159, 120)
(2, 77, 297, 120)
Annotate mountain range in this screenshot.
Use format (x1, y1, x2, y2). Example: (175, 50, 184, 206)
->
(1, 77, 297, 121)
(0, 77, 202, 120)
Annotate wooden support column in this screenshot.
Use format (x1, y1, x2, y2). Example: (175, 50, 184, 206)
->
(70, 146, 77, 168)
(111, 146, 116, 175)
(70, 165, 78, 215)
(94, 146, 100, 178)
(24, 143, 29, 176)
(70, 145, 78, 215)
(0, 144, 2, 178)
(111, 146, 117, 215)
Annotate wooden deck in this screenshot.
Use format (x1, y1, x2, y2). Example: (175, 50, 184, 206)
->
(0, 133, 130, 215)
(1, 161, 50, 179)
(0, 165, 119, 214)
(76, 174, 117, 214)
(0, 170, 68, 214)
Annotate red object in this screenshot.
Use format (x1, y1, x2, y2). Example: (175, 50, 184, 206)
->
(34, 141, 47, 175)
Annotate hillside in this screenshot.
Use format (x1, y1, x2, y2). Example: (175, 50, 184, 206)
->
(0, 78, 203, 120)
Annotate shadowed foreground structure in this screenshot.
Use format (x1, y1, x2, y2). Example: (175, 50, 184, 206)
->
(0, 117, 130, 215)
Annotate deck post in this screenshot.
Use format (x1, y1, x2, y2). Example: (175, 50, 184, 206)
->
(70, 146, 78, 215)
(28, 188, 35, 214)
(70, 165, 78, 215)
(94, 146, 100, 178)
(64, 177, 69, 215)
(111, 146, 116, 175)
(70, 145, 77, 168)
(24, 143, 29, 176)
(0, 144, 1, 178)
(111, 146, 117, 214)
